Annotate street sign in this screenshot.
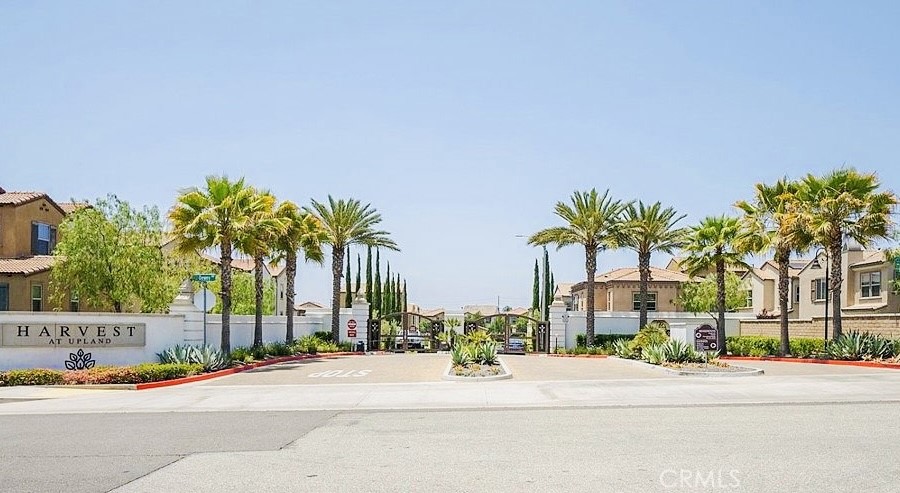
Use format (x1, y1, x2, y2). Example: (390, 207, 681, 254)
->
(894, 257, 900, 275)
(694, 324, 718, 351)
(347, 329, 357, 338)
(347, 319, 357, 330)
(191, 273, 217, 283)
(193, 289, 216, 313)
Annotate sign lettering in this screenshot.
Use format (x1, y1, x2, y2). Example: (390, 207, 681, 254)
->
(1, 323, 146, 347)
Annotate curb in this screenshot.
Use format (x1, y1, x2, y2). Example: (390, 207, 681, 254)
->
(547, 354, 609, 359)
(442, 357, 513, 381)
(134, 352, 364, 390)
(721, 356, 900, 370)
(611, 356, 764, 377)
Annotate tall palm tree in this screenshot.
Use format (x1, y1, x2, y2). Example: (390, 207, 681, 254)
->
(798, 168, 898, 338)
(736, 179, 811, 356)
(234, 189, 282, 348)
(680, 216, 748, 355)
(307, 196, 398, 342)
(168, 175, 261, 354)
(620, 201, 687, 329)
(529, 189, 628, 346)
(272, 201, 326, 343)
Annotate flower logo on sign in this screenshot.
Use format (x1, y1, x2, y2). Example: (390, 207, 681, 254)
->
(65, 349, 96, 370)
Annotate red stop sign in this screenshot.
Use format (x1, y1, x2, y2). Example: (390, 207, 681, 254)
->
(347, 319, 357, 330)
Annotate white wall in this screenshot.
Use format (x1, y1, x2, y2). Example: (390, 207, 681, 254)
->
(555, 310, 753, 349)
(0, 312, 185, 371)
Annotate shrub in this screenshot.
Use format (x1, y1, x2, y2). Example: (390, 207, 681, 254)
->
(577, 333, 636, 347)
(0, 368, 65, 386)
(451, 344, 472, 365)
(642, 340, 704, 366)
(726, 336, 779, 357)
(230, 346, 254, 363)
(63, 363, 202, 385)
(827, 332, 894, 361)
(629, 324, 668, 357)
(158, 345, 229, 371)
(263, 341, 293, 357)
(612, 338, 635, 359)
(478, 342, 499, 365)
(313, 331, 334, 342)
(789, 338, 825, 358)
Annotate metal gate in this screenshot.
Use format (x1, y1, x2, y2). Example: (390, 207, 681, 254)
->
(463, 313, 550, 354)
(368, 312, 443, 352)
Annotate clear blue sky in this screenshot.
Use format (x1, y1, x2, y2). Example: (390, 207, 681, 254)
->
(2, 1, 898, 309)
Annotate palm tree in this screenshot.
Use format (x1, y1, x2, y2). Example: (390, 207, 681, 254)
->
(272, 201, 326, 343)
(234, 189, 282, 348)
(798, 168, 898, 339)
(307, 196, 398, 343)
(620, 201, 687, 329)
(529, 189, 628, 346)
(736, 179, 810, 356)
(168, 175, 260, 354)
(680, 216, 748, 355)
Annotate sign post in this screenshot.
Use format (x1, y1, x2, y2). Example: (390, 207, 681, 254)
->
(191, 274, 217, 347)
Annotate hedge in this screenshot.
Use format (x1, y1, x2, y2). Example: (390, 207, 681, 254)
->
(576, 333, 637, 347)
(726, 336, 825, 358)
(0, 363, 203, 387)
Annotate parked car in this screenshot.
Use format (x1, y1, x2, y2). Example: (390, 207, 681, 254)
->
(396, 328, 425, 349)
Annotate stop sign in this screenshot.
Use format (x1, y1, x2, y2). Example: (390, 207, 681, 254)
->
(347, 319, 357, 330)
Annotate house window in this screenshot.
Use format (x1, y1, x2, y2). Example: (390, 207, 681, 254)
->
(794, 283, 800, 303)
(632, 292, 657, 311)
(813, 279, 827, 301)
(31, 284, 43, 312)
(31, 222, 57, 255)
(0, 284, 8, 311)
(70, 293, 79, 312)
(860, 271, 881, 298)
(745, 289, 753, 308)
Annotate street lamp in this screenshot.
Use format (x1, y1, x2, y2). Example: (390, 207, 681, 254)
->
(810, 249, 829, 343)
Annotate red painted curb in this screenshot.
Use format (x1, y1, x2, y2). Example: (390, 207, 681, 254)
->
(721, 356, 900, 370)
(547, 354, 609, 359)
(134, 352, 364, 390)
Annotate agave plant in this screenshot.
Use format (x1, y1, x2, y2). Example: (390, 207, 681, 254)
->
(193, 345, 229, 371)
(450, 344, 472, 366)
(478, 342, 499, 365)
(642, 344, 666, 365)
(662, 339, 703, 364)
(828, 332, 893, 361)
(612, 338, 635, 359)
(157, 345, 193, 365)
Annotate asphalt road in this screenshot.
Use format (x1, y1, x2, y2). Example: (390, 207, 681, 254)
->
(2, 403, 898, 493)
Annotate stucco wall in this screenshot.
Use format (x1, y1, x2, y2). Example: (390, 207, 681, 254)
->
(739, 314, 900, 340)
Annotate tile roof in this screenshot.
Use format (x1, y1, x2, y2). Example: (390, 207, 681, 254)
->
(0, 256, 55, 275)
(554, 283, 574, 296)
(0, 191, 46, 205)
(850, 250, 887, 267)
(200, 253, 258, 273)
(58, 202, 89, 214)
(750, 268, 777, 281)
(595, 267, 691, 283)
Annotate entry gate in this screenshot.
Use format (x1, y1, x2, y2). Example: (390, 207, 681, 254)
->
(368, 312, 444, 352)
(463, 313, 550, 354)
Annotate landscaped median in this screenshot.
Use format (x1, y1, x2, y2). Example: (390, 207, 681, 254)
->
(442, 334, 512, 381)
(724, 332, 900, 370)
(0, 340, 366, 390)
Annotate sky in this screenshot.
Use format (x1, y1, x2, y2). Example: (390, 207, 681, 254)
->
(2, 1, 899, 309)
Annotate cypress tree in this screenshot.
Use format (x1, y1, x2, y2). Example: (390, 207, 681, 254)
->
(532, 259, 540, 312)
(543, 249, 551, 319)
(395, 274, 401, 313)
(345, 246, 352, 308)
(402, 279, 408, 313)
(366, 246, 373, 315)
(355, 253, 362, 295)
(373, 249, 382, 318)
(385, 261, 392, 316)
(548, 272, 555, 318)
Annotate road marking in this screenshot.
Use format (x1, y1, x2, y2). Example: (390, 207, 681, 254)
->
(308, 369, 371, 378)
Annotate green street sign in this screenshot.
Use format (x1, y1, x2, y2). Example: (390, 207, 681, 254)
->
(894, 258, 900, 275)
(191, 273, 217, 283)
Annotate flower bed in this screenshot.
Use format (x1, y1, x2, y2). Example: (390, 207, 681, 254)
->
(451, 363, 503, 377)
(0, 363, 203, 387)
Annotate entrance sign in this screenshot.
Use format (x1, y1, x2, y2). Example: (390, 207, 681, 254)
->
(694, 324, 718, 351)
(1, 323, 146, 347)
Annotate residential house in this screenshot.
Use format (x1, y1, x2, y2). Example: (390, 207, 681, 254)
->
(739, 259, 810, 318)
(0, 187, 81, 311)
(569, 267, 691, 312)
(795, 243, 900, 320)
(553, 283, 574, 310)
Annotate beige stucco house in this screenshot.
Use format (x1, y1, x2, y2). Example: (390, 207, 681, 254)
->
(569, 267, 691, 312)
(739, 259, 810, 318)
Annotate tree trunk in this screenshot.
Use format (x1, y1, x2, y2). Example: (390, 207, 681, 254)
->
(584, 245, 597, 347)
(285, 251, 297, 343)
(253, 255, 264, 347)
(715, 253, 727, 356)
(220, 239, 232, 354)
(829, 235, 843, 339)
(638, 250, 651, 330)
(331, 246, 344, 343)
(113, 301, 122, 313)
(776, 247, 791, 356)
